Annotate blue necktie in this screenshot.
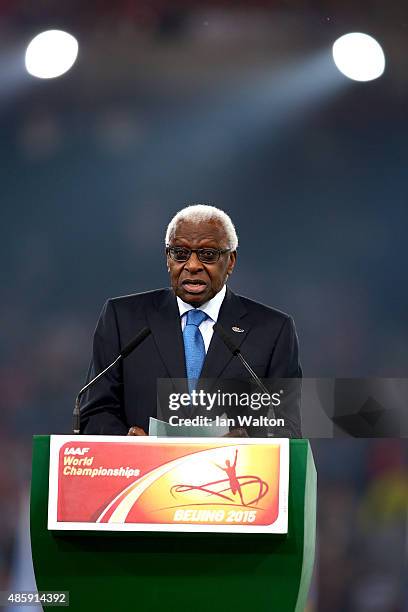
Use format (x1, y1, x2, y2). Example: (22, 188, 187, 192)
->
(183, 309, 207, 392)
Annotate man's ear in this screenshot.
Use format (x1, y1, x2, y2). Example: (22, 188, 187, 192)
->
(227, 250, 237, 275)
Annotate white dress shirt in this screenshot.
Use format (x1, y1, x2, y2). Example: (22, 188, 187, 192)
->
(177, 284, 227, 353)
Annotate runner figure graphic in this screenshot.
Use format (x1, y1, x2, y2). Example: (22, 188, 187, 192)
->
(215, 449, 246, 506)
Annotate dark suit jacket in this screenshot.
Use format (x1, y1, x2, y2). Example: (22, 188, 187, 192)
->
(80, 287, 302, 437)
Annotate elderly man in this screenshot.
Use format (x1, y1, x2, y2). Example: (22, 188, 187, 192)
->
(80, 204, 302, 437)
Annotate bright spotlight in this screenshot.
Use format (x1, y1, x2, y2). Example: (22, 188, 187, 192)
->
(332, 33, 385, 82)
(25, 30, 78, 79)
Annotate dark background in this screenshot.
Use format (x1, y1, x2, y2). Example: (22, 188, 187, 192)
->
(0, 2, 407, 610)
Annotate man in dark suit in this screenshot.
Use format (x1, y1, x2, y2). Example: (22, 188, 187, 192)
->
(80, 204, 302, 437)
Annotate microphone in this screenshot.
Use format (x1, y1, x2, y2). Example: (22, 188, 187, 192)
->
(120, 327, 151, 358)
(212, 322, 275, 420)
(72, 327, 151, 434)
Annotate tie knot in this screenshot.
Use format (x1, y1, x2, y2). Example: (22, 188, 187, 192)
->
(186, 309, 207, 327)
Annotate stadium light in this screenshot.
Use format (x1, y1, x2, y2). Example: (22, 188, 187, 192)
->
(25, 30, 78, 79)
(332, 33, 385, 82)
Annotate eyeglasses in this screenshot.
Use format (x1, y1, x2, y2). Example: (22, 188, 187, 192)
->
(166, 246, 231, 263)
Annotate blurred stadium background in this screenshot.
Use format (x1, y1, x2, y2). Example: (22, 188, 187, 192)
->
(1, 1, 407, 610)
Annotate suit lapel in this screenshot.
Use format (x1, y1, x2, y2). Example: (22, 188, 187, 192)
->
(146, 289, 187, 380)
(200, 287, 249, 382)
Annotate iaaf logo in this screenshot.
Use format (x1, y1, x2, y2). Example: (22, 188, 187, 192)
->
(64, 447, 90, 455)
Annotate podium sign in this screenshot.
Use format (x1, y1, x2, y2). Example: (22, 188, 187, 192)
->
(48, 435, 289, 534)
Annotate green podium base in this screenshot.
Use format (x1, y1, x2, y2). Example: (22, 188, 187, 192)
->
(31, 437, 316, 612)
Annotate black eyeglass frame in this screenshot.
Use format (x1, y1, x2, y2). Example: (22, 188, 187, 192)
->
(166, 246, 231, 263)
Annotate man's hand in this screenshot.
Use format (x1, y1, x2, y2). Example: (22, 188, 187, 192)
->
(223, 427, 249, 438)
(127, 426, 147, 436)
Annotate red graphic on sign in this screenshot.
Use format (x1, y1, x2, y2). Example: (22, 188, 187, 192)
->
(51, 438, 285, 529)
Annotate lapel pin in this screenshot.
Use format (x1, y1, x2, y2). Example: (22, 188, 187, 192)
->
(232, 326, 245, 333)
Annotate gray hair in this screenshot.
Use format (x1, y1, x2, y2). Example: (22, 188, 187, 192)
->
(165, 204, 238, 250)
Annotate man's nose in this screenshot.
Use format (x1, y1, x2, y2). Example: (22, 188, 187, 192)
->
(184, 251, 204, 272)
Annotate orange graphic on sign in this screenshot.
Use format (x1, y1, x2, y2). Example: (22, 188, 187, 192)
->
(170, 449, 268, 508)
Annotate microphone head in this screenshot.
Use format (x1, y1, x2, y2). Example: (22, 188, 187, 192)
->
(121, 327, 151, 358)
(213, 322, 240, 355)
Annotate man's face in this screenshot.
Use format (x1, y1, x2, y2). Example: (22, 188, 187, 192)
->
(167, 219, 236, 307)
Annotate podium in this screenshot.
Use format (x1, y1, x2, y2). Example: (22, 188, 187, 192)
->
(31, 436, 316, 611)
